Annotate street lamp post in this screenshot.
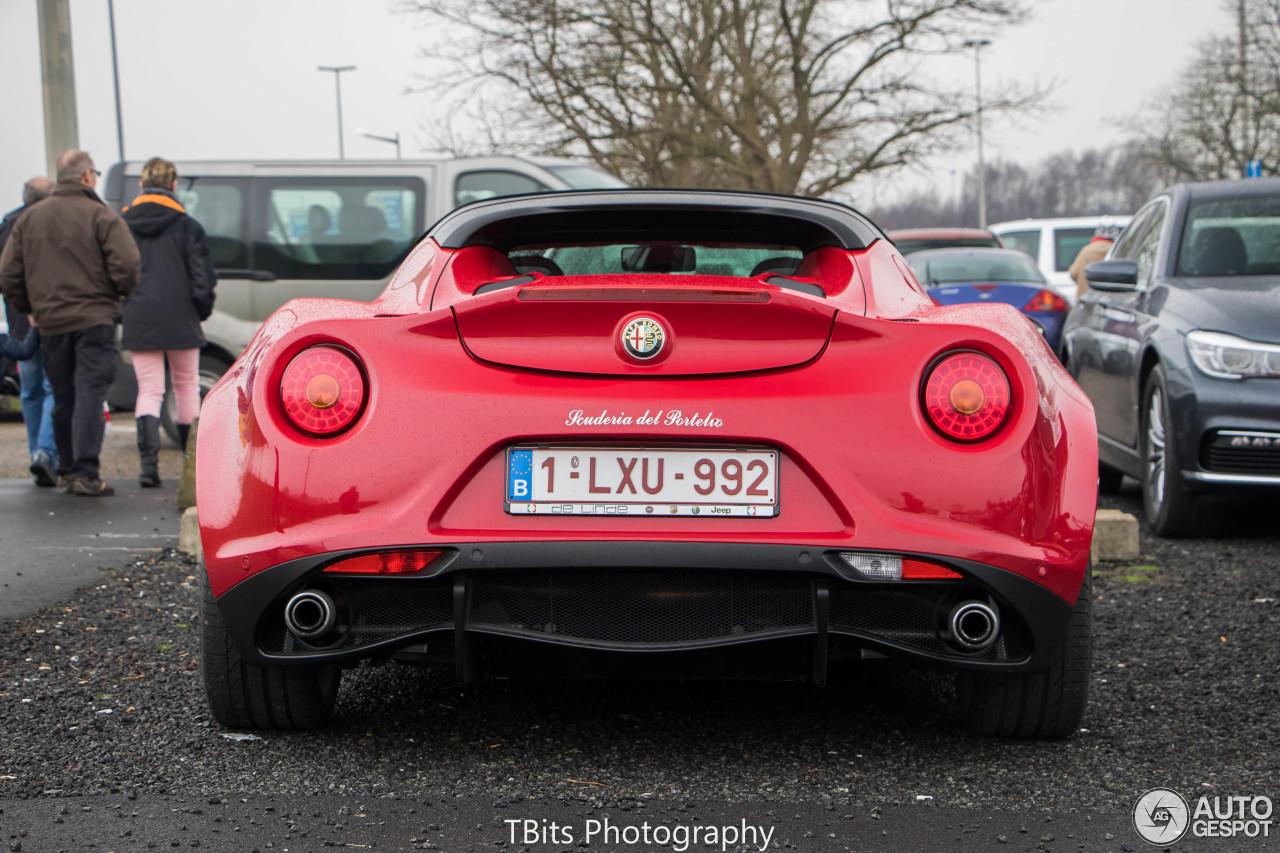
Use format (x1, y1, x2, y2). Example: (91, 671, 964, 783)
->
(962, 38, 991, 228)
(317, 65, 356, 159)
(356, 127, 401, 159)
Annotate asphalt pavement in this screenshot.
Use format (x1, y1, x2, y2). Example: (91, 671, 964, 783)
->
(0, 408, 185, 620)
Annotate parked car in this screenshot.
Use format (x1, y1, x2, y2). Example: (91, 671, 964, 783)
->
(101, 156, 627, 439)
(196, 189, 1098, 738)
(886, 227, 1004, 255)
(1061, 178, 1280, 537)
(990, 216, 1131, 306)
(905, 247, 1070, 353)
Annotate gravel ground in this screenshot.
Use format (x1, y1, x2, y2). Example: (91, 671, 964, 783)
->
(0, 475, 1276, 819)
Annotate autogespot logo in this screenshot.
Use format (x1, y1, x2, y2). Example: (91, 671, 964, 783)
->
(1134, 788, 1190, 845)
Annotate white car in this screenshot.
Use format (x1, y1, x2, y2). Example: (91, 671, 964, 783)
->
(989, 216, 1131, 305)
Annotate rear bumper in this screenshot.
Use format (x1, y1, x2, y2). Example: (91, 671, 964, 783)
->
(212, 541, 1078, 680)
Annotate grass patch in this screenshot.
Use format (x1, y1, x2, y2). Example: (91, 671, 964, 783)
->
(1096, 562, 1160, 584)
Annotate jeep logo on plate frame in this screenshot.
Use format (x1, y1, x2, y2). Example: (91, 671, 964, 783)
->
(621, 317, 666, 360)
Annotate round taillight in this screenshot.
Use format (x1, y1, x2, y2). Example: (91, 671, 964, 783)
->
(280, 346, 366, 436)
(922, 351, 1011, 442)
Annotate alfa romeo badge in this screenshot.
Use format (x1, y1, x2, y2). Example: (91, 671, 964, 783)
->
(621, 316, 665, 360)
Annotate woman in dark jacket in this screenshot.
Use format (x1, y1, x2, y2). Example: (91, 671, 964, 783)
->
(121, 158, 216, 486)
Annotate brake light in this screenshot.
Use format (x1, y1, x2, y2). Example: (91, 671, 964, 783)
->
(323, 549, 443, 575)
(280, 345, 367, 436)
(922, 351, 1011, 442)
(1022, 289, 1068, 313)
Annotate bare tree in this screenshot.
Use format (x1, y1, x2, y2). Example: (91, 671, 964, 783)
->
(399, 0, 1039, 194)
(1130, 0, 1280, 180)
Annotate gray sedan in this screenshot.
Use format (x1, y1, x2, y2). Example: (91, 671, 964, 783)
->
(1061, 178, 1280, 537)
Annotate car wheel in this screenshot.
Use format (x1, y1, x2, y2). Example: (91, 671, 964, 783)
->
(1141, 366, 1201, 537)
(200, 570, 340, 729)
(161, 354, 232, 445)
(1097, 464, 1124, 495)
(955, 569, 1092, 739)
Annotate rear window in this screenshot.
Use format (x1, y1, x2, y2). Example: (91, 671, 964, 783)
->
(1177, 195, 1280, 276)
(509, 242, 803, 277)
(894, 237, 1000, 254)
(908, 253, 1043, 286)
(998, 229, 1040, 260)
(1053, 228, 1097, 271)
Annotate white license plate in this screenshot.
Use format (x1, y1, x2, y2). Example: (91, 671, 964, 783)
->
(505, 447, 779, 517)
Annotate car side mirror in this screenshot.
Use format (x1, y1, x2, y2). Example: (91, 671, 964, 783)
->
(1085, 259, 1139, 291)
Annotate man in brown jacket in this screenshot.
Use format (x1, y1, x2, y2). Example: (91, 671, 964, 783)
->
(0, 150, 141, 496)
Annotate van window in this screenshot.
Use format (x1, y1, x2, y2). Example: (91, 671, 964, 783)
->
(999, 229, 1040, 261)
(1053, 227, 1097, 272)
(254, 178, 422, 280)
(455, 170, 550, 207)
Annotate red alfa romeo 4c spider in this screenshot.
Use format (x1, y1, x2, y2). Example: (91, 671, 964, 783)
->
(196, 190, 1098, 738)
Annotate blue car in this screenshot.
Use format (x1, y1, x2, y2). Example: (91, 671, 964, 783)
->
(905, 248, 1069, 353)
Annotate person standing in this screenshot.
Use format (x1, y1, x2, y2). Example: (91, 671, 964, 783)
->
(0, 150, 140, 497)
(1069, 220, 1125, 301)
(120, 158, 216, 487)
(0, 176, 58, 487)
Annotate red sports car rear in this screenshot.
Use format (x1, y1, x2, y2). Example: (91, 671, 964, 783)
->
(197, 190, 1097, 737)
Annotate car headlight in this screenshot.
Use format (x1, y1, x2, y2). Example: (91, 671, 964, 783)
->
(1185, 330, 1280, 380)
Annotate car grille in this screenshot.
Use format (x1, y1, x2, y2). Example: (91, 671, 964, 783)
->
(1203, 431, 1280, 475)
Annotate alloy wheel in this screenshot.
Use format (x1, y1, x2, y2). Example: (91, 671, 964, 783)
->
(1145, 386, 1167, 511)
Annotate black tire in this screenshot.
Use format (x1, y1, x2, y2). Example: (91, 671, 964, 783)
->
(200, 570, 340, 729)
(1097, 464, 1124, 495)
(161, 353, 231, 444)
(1141, 365, 1201, 537)
(956, 569, 1092, 739)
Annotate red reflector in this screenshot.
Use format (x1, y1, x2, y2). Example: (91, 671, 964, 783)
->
(519, 287, 769, 303)
(1022, 288, 1068, 313)
(922, 351, 1011, 442)
(280, 346, 366, 436)
(323, 550, 443, 575)
(902, 559, 963, 580)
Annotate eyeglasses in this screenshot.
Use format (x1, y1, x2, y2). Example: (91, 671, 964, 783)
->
(88, 169, 101, 177)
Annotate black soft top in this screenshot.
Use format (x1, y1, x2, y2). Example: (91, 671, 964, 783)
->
(426, 189, 884, 253)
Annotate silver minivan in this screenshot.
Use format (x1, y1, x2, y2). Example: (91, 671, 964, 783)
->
(102, 156, 626, 430)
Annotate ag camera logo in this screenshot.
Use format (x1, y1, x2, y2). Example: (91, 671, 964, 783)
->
(1133, 788, 1189, 845)
(1133, 788, 1275, 844)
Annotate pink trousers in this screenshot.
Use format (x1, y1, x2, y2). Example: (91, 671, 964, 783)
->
(131, 349, 200, 423)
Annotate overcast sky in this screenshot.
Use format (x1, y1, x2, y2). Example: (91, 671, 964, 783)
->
(0, 0, 1236, 214)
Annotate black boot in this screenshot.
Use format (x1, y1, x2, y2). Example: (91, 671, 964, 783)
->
(177, 423, 191, 453)
(137, 415, 162, 487)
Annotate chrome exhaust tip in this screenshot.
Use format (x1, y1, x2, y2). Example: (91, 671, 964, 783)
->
(948, 599, 1000, 652)
(284, 589, 336, 640)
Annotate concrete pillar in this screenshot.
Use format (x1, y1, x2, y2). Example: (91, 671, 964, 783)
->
(37, 0, 79, 177)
